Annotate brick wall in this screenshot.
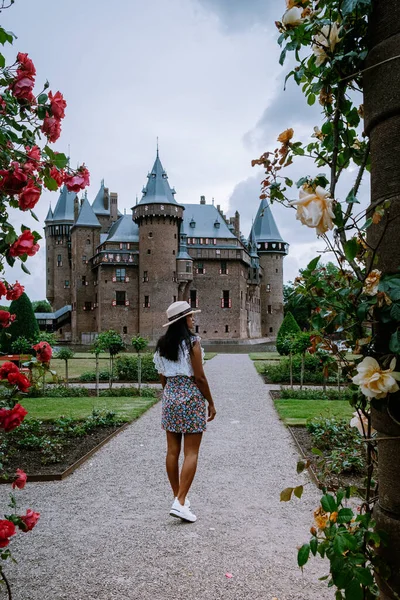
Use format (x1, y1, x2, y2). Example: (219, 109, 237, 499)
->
(259, 252, 284, 338)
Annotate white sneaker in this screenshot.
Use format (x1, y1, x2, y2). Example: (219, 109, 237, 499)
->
(185, 497, 190, 508)
(170, 498, 197, 522)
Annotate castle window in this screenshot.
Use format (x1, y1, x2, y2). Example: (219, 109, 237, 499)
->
(269, 327, 273, 333)
(120, 243, 127, 250)
(82, 255, 87, 263)
(116, 268, 126, 282)
(186, 262, 192, 274)
(225, 325, 229, 333)
(214, 239, 217, 244)
(116, 291, 126, 306)
(172, 250, 175, 255)
(173, 271, 176, 281)
(205, 238, 209, 245)
(95, 293, 98, 303)
(196, 262, 204, 274)
(174, 233, 177, 239)
(123, 326, 127, 334)
(57, 236, 62, 244)
(190, 219, 196, 228)
(82, 276, 86, 286)
(64, 280, 69, 288)
(190, 289, 198, 308)
(144, 295, 150, 308)
(200, 238, 203, 244)
(84, 301, 91, 311)
(276, 268, 278, 273)
(221, 290, 231, 308)
(147, 249, 151, 254)
(143, 270, 148, 282)
(173, 296, 177, 302)
(220, 261, 227, 275)
(266, 284, 271, 292)
(57, 254, 62, 267)
(268, 305, 272, 314)
(86, 238, 90, 245)
(216, 249, 220, 255)
(148, 232, 153, 238)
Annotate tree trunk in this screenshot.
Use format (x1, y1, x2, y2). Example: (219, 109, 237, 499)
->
(300, 353, 304, 390)
(109, 355, 113, 390)
(337, 364, 341, 398)
(138, 353, 142, 395)
(95, 353, 99, 398)
(290, 352, 293, 390)
(364, 2, 400, 596)
(65, 360, 69, 389)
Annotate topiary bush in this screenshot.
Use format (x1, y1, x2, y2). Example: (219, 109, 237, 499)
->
(115, 354, 158, 382)
(276, 311, 301, 355)
(0, 292, 39, 353)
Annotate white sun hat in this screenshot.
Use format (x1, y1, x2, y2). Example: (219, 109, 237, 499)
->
(162, 300, 201, 327)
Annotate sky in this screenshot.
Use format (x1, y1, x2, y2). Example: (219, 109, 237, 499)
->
(1, 0, 369, 301)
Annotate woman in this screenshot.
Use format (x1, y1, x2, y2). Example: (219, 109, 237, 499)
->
(153, 300, 216, 523)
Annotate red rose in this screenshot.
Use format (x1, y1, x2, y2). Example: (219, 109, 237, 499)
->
(19, 509, 40, 532)
(7, 371, 31, 393)
(11, 75, 35, 101)
(41, 116, 61, 143)
(0, 97, 6, 114)
(5, 281, 24, 301)
(9, 230, 40, 258)
(0, 161, 28, 194)
(0, 281, 6, 298)
(12, 469, 27, 490)
(0, 404, 28, 432)
(64, 166, 90, 192)
(17, 52, 36, 78)
(0, 361, 19, 380)
(0, 310, 16, 328)
(18, 179, 41, 211)
(32, 341, 52, 363)
(47, 166, 64, 188)
(48, 91, 66, 119)
(24, 145, 41, 174)
(0, 520, 16, 548)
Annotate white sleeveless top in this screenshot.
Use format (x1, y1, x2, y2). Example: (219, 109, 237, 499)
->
(153, 335, 204, 377)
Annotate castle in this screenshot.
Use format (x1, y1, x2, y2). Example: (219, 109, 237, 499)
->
(43, 153, 288, 343)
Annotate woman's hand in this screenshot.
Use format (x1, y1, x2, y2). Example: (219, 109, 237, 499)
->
(207, 402, 216, 422)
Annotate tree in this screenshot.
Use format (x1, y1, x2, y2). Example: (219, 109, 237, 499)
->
(96, 330, 125, 390)
(0, 293, 39, 353)
(283, 283, 312, 330)
(32, 300, 52, 313)
(292, 332, 311, 390)
(90, 338, 104, 397)
(131, 335, 148, 395)
(276, 311, 301, 355)
(55, 347, 74, 388)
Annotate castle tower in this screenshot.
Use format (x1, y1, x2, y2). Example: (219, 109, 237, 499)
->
(132, 152, 184, 340)
(91, 180, 119, 232)
(45, 186, 76, 310)
(250, 199, 288, 338)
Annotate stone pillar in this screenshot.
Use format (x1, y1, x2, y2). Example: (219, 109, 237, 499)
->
(364, 2, 400, 597)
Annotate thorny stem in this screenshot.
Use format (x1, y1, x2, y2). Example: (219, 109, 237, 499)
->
(330, 84, 345, 199)
(0, 568, 12, 600)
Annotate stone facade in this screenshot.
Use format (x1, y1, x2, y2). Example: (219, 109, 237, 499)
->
(45, 155, 288, 343)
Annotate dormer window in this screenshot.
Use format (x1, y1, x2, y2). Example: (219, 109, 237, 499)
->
(190, 219, 196, 228)
(214, 220, 220, 229)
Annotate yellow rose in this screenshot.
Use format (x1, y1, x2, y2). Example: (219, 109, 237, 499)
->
(282, 6, 304, 27)
(350, 411, 376, 437)
(352, 357, 400, 400)
(290, 185, 335, 236)
(330, 512, 338, 523)
(312, 23, 341, 67)
(277, 128, 294, 144)
(314, 507, 328, 530)
(362, 269, 381, 296)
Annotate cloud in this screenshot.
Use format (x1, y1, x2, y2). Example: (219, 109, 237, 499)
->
(194, 0, 274, 32)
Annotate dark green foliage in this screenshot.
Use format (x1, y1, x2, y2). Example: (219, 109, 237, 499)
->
(0, 292, 39, 353)
(264, 354, 332, 383)
(279, 387, 353, 401)
(79, 370, 110, 382)
(99, 386, 156, 398)
(115, 354, 159, 382)
(284, 283, 312, 330)
(11, 336, 32, 354)
(32, 300, 52, 313)
(276, 311, 301, 355)
(27, 385, 90, 398)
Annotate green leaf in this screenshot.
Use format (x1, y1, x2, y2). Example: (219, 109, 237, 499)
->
(44, 145, 55, 160)
(294, 485, 304, 499)
(37, 105, 46, 120)
(390, 303, 400, 322)
(21, 263, 31, 275)
(38, 93, 48, 105)
(0, 28, 15, 46)
(389, 331, 400, 354)
(361, 217, 373, 231)
(279, 47, 287, 66)
(311, 447, 323, 456)
(280, 487, 293, 502)
(344, 578, 363, 600)
(53, 153, 69, 169)
(344, 238, 359, 263)
(0, 53, 5, 68)
(337, 508, 354, 523)
(354, 567, 373, 586)
(345, 189, 360, 204)
(307, 256, 320, 272)
(307, 93, 316, 106)
(310, 537, 318, 556)
(43, 175, 58, 191)
(297, 460, 306, 474)
(298, 543, 310, 568)
(30, 210, 39, 222)
(341, 0, 358, 14)
(333, 533, 348, 555)
(321, 494, 337, 513)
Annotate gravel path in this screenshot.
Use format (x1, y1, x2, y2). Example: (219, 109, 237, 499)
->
(0, 354, 333, 600)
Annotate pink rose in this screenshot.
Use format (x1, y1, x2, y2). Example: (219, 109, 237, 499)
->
(18, 179, 41, 211)
(19, 509, 40, 532)
(0, 403, 28, 432)
(0, 361, 19, 380)
(9, 230, 40, 258)
(0, 281, 6, 298)
(5, 281, 24, 301)
(32, 341, 52, 363)
(48, 91, 66, 119)
(0, 161, 28, 194)
(16, 52, 36, 78)
(0, 520, 16, 548)
(11, 75, 35, 102)
(0, 311, 16, 328)
(12, 469, 27, 490)
(7, 371, 31, 393)
(64, 166, 90, 192)
(47, 166, 64, 188)
(41, 116, 61, 143)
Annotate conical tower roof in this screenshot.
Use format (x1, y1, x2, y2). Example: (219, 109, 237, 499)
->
(106, 214, 139, 242)
(74, 195, 101, 228)
(250, 199, 284, 244)
(52, 186, 76, 223)
(248, 224, 259, 259)
(92, 180, 110, 215)
(138, 152, 178, 206)
(44, 205, 53, 223)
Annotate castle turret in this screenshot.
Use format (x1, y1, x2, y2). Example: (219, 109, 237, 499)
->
(176, 219, 193, 299)
(250, 199, 288, 338)
(92, 180, 119, 232)
(133, 151, 184, 340)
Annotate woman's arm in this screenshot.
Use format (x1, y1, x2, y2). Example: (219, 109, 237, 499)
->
(190, 342, 216, 422)
(159, 374, 167, 389)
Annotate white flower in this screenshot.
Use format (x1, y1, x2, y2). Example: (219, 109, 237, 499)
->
(282, 6, 303, 27)
(362, 269, 381, 296)
(312, 23, 341, 67)
(350, 411, 375, 437)
(290, 185, 335, 236)
(352, 356, 400, 400)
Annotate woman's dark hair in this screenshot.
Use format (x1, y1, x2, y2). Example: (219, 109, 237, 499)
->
(156, 317, 194, 361)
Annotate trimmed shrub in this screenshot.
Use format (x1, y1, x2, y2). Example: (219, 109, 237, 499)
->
(276, 311, 301, 355)
(279, 387, 353, 401)
(79, 370, 110, 382)
(115, 354, 158, 382)
(99, 386, 156, 398)
(263, 354, 344, 384)
(1, 292, 39, 353)
(27, 385, 90, 398)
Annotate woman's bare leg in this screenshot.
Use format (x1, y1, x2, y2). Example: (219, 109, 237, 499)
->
(166, 431, 182, 497)
(177, 433, 203, 505)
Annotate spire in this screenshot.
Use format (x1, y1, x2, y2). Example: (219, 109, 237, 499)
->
(156, 136, 159, 157)
(92, 180, 110, 215)
(45, 204, 53, 223)
(52, 185, 76, 222)
(74, 195, 101, 229)
(138, 153, 178, 205)
(250, 198, 285, 244)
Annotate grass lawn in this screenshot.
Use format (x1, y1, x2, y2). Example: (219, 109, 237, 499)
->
(22, 395, 159, 421)
(274, 399, 353, 426)
(248, 352, 281, 361)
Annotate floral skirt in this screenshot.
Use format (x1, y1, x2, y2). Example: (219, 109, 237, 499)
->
(162, 376, 206, 434)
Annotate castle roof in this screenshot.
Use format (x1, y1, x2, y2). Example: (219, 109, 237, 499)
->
(182, 204, 236, 239)
(105, 214, 139, 243)
(74, 196, 101, 228)
(44, 205, 53, 223)
(92, 181, 110, 215)
(52, 186, 76, 223)
(138, 152, 178, 206)
(250, 199, 284, 244)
